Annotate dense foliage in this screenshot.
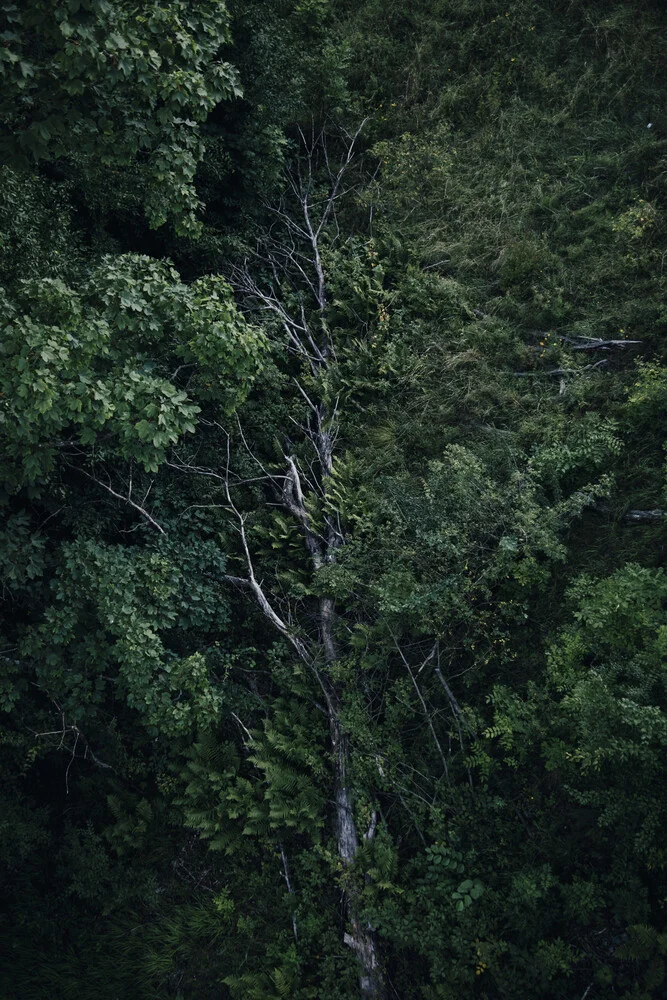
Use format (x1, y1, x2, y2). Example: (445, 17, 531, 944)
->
(1, 1, 666, 998)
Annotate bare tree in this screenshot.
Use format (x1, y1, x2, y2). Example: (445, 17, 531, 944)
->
(221, 121, 386, 1000)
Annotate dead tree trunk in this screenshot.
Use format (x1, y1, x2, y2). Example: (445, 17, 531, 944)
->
(225, 122, 386, 1000)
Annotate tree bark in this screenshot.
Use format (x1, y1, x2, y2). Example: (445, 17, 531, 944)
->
(320, 586, 385, 998)
(332, 712, 385, 999)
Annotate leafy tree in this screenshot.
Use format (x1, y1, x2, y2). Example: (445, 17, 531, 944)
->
(0, 0, 241, 233)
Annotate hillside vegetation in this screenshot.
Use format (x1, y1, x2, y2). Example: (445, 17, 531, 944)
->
(1, 1, 666, 998)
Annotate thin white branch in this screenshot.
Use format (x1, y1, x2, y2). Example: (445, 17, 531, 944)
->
(231, 711, 254, 745)
(221, 436, 313, 667)
(77, 468, 165, 534)
(279, 843, 299, 942)
(394, 640, 451, 786)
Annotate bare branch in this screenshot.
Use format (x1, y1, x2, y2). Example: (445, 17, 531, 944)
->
(393, 640, 450, 786)
(568, 337, 641, 350)
(624, 509, 665, 522)
(220, 435, 314, 666)
(434, 655, 475, 794)
(515, 359, 610, 377)
(231, 711, 254, 745)
(221, 574, 253, 588)
(293, 377, 320, 414)
(279, 843, 299, 942)
(283, 455, 325, 569)
(32, 703, 114, 794)
(77, 468, 165, 534)
(315, 118, 369, 239)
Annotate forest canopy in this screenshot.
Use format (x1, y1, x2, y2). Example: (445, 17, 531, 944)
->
(1, 1, 666, 998)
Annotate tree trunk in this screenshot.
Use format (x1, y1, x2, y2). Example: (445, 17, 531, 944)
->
(321, 597, 386, 1000)
(331, 714, 385, 999)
